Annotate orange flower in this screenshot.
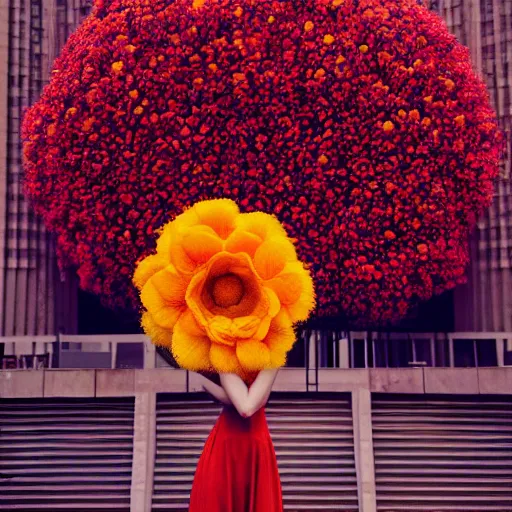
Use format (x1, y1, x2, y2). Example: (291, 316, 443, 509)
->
(444, 78, 455, 91)
(111, 61, 124, 73)
(383, 120, 394, 132)
(409, 109, 420, 121)
(323, 34, 335, 45)
(133, 199, 315, 376)
(314, 68, 326, 79)
(304, 21, 314, 32)
(454, 115, 465, 127)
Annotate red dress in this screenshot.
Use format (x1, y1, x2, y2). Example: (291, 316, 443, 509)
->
(189, 404, 283, 512)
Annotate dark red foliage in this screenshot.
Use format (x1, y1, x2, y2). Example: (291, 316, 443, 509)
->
(21, 0, 502, 325)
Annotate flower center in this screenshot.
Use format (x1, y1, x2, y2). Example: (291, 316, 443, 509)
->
(211, 273, 244, 308)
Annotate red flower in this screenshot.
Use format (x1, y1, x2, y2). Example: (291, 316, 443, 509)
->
(21, 0, 502, 327)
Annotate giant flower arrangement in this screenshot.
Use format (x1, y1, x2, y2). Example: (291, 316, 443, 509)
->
(22, 0, 502, 326)
(133, 198, 315, 376)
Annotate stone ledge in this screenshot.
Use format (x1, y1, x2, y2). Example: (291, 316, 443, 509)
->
(96, 369, 135, 397)
(0, 370, 44, 398)
(478, 367, 512, 394)
(134, 368, 186, 393)
(318, 369, 370, 392)
(274, 368, 307, 392)
(44, 369, 95, 398)
(424, 368, 479, 394)
(0, 367, 510, 398)
(370, 368, 424, 393)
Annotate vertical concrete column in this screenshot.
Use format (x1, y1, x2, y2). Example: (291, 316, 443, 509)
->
(0, 0, 9, 335)
(307, 331, 317, 390)
(144, 342, 156, 369)
(352, 388, 377, 512)
(338, 335, 350, 369)
(131, 392, 157, 512)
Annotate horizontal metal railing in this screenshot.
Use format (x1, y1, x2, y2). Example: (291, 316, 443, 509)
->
(1, 331, 511, 370)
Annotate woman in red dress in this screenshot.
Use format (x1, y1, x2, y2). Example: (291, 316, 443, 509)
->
(189, 368, 283, 512)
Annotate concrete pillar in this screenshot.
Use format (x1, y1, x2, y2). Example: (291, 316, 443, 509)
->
(130, 392, 156, 512)
(352, 388, 377, 512)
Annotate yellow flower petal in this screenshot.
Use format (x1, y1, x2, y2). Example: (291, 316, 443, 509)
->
(267, 262, 315, 322)
(268, 351, 286, 368)
(210, 343, 243, 373)
(186, 252, 263, 323)
(254, 237, 297, 279)
(225, 229, 263, 257)
(140, 265, 189, 328)
(140, 311, 173, 348)
(264, 310, 296, 367)
(138, 197, 315, 377)
(265, 310, 296, 353)
(264, 286, 281, 317)
(236, 340, 271, 370)
(208, 315, 261, 345)
(155, 222, 174, 258)
(181, 225, 223, 264)
(193, 198, 239, 239)
(170, 243, 197, 274)
(236, 212, 286, 241)
(155, 208, 201, 262)
(133, 253, 167, 290)
(172, 311, 212, 371)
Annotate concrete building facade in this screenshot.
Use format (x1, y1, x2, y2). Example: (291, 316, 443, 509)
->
(0, 0, 511, 336)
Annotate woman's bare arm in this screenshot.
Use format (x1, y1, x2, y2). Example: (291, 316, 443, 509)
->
(220, 368, 279, 418)
(197, 374, 232, 405)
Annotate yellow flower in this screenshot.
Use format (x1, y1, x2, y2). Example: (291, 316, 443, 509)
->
(454, 114, 465, 127)
(65, 107, 77, 119)
(314, 68, 326, 79)
(192, 0, 205, 8)
(359, 44, 369, 53)
(304, 21, 314, 32)
(318, 154, 329, 165)
(111, 61, 124, 73)
(323, 34, 335, 45)
(444, 78, 455, 91)
(268, 16, 275, 23)
(383, 120, 395, 132)
(133, 199, 315, 376)
(82, 117, 95, 132)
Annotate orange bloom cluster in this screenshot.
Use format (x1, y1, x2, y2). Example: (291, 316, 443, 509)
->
(133, 199, 315, 375)
(22, 0, 502, 326)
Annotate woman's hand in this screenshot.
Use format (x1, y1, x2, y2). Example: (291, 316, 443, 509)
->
(220, 369, 279, 418)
